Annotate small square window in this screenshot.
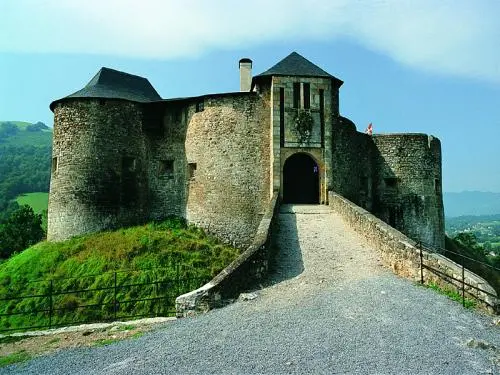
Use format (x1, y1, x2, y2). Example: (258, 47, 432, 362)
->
(122, 157, 136, 173)
(159, 160, 174, 177)
(188, 162, 197, 179)
(384, 177, 398, 188)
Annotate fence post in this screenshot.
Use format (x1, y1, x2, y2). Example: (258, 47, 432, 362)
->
(176, 262, 180, 296)
(462, 262, 465, 308)
(419, 242, 424, 285)
(113, 271, 117, 321)
(49, 279, 53, 329)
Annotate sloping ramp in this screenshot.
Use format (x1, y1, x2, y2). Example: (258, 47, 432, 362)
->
(262, 204, 387, 302)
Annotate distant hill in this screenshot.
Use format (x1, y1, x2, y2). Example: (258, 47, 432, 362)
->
(444, 191, 500, 217)
(0, 121, 52, 220)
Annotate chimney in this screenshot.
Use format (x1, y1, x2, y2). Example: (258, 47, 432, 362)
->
(239, 58, 252, 92)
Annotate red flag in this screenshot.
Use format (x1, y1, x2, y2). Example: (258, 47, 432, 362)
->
(365, 123, 373, 135)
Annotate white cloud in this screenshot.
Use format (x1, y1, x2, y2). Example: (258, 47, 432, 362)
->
(1, 0, 499, 82)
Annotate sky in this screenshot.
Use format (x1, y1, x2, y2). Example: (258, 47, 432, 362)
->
(0, 0, 499, 193)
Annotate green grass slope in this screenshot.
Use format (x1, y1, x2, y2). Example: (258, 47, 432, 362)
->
(0, 121, 52, 147)
(0, 121, 52, 219)
(0, 218, 240, 332)
(15, 193, 49, 214)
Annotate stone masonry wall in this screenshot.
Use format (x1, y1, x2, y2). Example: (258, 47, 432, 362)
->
(270, 76, 333, 201)
(185, 93, 271, 248)
(176, 192, 279, 316)
(48, 100, 148, 241)
(145, 103, 189, 220)
(331, 116, 374, 210)
(372, 134, 445, 249)
(328, 192, 498, 312)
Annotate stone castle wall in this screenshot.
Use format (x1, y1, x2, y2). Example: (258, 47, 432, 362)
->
(185, 93, 271, 248)
(328, 192, 497, 312)
(144, 102, 189, 220)
(48, 82, 444, 252)
(48, 100, 148, 241)
(269, 76, 335, 202)
(48, 93, 272, 247)
(331, 117, 374, 210)
(372, 134, 444, 249)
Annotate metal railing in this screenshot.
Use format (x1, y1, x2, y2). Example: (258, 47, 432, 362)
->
(417, 241, 499, 313)
(0, 266, 208, 333)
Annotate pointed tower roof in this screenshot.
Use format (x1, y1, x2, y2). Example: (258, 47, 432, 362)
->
(254, 52, 343, 87)
(50, 67, 161, 111)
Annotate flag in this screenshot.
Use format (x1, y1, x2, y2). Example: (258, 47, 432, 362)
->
(365, 123, 373, 135)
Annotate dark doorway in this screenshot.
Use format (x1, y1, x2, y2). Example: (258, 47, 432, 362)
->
(283, 153, 319, 204)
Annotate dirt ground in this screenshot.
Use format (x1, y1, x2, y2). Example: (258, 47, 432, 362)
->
(0, 317, 173, 364)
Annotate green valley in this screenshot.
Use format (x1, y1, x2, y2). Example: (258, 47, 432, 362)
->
(0, 121, 51, 221)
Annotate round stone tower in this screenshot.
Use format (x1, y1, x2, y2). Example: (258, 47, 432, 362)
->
(372, 133, 445, 249)
(47, 68, 161, 241)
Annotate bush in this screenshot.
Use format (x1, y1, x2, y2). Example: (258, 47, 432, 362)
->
(0, 205, 45, 259)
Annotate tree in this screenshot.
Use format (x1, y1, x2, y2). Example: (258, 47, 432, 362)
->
(0, 205, 45, 259)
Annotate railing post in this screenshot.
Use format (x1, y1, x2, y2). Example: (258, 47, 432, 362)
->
(462, 262, 465, 307)
(419, 242, 424, 285)
(49, 279, 53, 329)
(113, 271, 117, 321)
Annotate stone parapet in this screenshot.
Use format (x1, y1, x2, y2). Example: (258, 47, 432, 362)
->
(328, 191, 498, 313)
(175, 192, 280, 317)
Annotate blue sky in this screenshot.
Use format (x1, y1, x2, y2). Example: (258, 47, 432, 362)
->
(0, 0, 499, 193)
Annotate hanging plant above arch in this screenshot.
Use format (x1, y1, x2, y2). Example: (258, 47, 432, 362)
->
(293, 110, 314, 143)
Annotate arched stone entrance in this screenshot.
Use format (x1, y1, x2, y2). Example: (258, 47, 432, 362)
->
(283, 153, 320, 204)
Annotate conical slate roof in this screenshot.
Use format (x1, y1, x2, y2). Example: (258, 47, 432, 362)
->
(50, 67, 161, 111)
(254, 52, 343, 87)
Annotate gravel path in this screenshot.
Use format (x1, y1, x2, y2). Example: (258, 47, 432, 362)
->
(2, 205, 499, 374)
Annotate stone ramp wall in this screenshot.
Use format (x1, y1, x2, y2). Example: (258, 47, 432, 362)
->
(328, 191, 498, 313)
(176, 192, 280, 317)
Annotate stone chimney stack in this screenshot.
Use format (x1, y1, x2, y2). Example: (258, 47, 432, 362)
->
(239, 58, 252, 92)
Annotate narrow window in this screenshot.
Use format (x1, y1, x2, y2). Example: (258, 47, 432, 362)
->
(51, 157, 58, 173)
(361, 176, 368, 190)
(435, 178, 441, 194)
(388, 208, 397, 227)
(303, 83, 310, 109)
(122, 157, 136, 173)
(174, 109, 182, 123)
(279, 88, 285, 147)
(159, 160, 174, 177)
(196, 101, 204, 112)
(293, 82, 300, 109)
(319, 89, 324, 147)
(384, 177, 398, 188)
(188, 162, 197, 179)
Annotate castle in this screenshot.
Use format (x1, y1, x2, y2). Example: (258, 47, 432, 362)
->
(48, 52, 445, 249)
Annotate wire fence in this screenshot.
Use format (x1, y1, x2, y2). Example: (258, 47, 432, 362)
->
(0, 266, 209, 333)
(417, 241, 499, 313)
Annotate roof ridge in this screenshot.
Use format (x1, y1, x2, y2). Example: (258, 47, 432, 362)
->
(254, 52, 342, 85)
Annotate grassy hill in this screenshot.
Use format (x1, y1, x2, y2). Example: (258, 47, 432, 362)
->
(0, 121, 52, 220)
(15, 193, 49, 214)
(0, 121, 52, 147)
(0, 218, 240, 332)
